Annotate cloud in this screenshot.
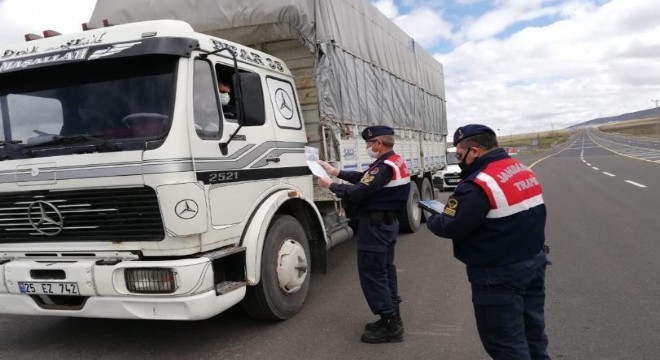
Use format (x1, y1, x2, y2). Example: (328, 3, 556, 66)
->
(392, 8, 453, 47)
(437, 0, 660, 134)
(372, 1, 453, 48)
(0, 0, 97, 46)
(372, 0, 399, 18)
(458, 0, 564, 42)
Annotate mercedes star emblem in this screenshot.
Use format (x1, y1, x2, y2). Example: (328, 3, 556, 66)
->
(27, 200, 64, 236)
(175, 199, 199, 219)
(275, 88, 294, 120)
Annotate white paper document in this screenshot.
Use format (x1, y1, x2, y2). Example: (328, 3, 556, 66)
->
(305, 146, 330, 179)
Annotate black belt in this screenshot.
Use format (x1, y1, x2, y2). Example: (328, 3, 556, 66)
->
(365, 211, 396, 223)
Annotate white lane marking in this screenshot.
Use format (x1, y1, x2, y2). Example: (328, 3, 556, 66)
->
(592, 167, 599, 170)
(603, 172, 616, 177)
(625, 180, 647, 188)
(586, 163, 591, 166)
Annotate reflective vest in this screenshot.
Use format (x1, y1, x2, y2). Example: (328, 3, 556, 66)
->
(382, 153, 410, 188)
(473, 158, 544, 218)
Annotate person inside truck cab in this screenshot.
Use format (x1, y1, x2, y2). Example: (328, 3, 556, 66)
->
(217, 70, 236, 120)
(62, 92, 117, 136)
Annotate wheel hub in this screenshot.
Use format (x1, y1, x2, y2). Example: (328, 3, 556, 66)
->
(277, 239, 308, 294)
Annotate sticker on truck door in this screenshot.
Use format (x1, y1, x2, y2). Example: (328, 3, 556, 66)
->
(266, 77, 301, 130)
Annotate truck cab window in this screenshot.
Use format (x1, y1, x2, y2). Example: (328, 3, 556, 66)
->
(194, 59, 222, 139)
(2, 94, 63, 142)
(0, 54, 176, 156)
(215, 64, 237, 121)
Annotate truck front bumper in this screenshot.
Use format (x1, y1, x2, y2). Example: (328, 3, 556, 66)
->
(0, 256, 246, 320)
(0, 288, 245, 320)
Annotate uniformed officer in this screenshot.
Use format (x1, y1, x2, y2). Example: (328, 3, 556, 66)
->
(318, 125, 410, 344)
(426, 124, 551, 359)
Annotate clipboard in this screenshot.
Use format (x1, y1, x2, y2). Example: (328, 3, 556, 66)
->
(417, 200, 445, 215)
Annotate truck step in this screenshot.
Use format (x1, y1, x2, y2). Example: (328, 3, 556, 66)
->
(215, 281, 246, 295)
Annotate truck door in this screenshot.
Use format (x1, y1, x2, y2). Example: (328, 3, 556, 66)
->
(264, 76, 308, 177)
(189, 58, 278, 228)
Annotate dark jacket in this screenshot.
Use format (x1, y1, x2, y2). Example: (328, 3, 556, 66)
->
(426, 148, 547, 281)
(329, 150, 410, 214)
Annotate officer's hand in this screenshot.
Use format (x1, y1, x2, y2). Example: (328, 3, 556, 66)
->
(317, 160, 339, 176)
(317, 177, 333, 188)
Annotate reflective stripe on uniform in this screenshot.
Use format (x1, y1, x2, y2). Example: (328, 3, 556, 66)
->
(474, 158, 544, 219)
(383, 156, 410, 188)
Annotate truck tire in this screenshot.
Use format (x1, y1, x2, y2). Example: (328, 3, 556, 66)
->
(419, 177, 434, 222)
(398, 181, 421, 233)
(243, 215, 310, 320)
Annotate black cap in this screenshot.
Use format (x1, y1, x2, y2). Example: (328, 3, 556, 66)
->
(362, 126, 394, 141)
(453, 124, 496, 146)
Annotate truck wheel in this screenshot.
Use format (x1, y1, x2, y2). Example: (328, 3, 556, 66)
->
(243, 215, 310, 320)
(398, 181, 421, 233)
(419, 177, 434, 222)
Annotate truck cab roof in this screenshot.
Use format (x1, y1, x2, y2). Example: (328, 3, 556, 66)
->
(0, 20, 292, 76)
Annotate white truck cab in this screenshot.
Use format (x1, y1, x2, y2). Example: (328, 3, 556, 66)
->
(0, 20, 323, 320)
(0, 0, 449, 322)
(434, 147, 461, 191)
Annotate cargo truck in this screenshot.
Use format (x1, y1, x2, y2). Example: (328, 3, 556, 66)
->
(0, 0, 447, 321)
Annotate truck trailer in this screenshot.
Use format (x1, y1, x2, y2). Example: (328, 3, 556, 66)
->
(0, 0, 447, 321)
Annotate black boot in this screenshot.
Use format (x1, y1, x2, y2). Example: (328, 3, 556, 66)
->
(364, 305, 403, 332)
(361, 314, 404, 344)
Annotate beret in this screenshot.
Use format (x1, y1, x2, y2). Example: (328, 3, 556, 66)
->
(453, 124, 496, 146)
(362, 126, 395, 141)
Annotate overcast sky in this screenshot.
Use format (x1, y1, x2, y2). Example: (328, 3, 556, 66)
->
(1, 0, 659, 135)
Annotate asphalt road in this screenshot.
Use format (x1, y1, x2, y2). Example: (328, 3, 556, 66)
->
(1, 128, 659, 359)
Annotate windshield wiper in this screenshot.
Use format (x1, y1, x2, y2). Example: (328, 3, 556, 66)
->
(0, 140, 23, 149)
(26, 133, 121, 152)
(0, 140, 29, 160)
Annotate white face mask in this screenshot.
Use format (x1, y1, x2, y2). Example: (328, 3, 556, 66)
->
(219, 93, 230, 106)
(367, 146, 378, 159)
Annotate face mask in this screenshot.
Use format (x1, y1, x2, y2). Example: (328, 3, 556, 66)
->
(367, 147, 378, 159)
(219, 93, 230, 106)
(458, 148, 470, 172)
(459, 149, 482, 179)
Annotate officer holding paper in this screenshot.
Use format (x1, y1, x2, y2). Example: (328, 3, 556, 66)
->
(426, 124, 551, 360)
(317, 125, 410, 344)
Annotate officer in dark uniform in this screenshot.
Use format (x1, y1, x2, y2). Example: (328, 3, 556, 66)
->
(426, 124, 551, 359)
(318, 125, 410, 344)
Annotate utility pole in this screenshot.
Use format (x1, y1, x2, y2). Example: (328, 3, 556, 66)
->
(653, 99, 659, 108)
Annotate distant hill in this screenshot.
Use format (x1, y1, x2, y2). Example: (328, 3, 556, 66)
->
(569, 107, 660, 128)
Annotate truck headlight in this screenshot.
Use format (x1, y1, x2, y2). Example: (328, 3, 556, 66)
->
(124, 268, 176, 294)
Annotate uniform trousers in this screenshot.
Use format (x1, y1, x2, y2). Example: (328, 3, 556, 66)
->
(356, 213, 401, 315)
(471, 263, 550, 360)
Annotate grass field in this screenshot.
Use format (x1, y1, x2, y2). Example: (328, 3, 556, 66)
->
(498, 116, 660, 154)
(498, 129, 573, 153)
(598, 117, 660, 139)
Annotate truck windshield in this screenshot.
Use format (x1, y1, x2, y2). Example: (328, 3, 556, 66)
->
(0, 54, 177, 158)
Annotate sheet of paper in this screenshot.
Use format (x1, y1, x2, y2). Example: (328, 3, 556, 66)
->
(305, 146, 330, 179)
(418, 200, 445, 214)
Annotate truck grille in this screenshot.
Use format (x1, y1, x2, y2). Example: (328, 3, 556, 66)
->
(0, 187, 164, 243)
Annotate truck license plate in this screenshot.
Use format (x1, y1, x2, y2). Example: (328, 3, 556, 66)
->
(18, 282, 79, 296)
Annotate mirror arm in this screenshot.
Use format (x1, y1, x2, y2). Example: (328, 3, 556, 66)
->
(200, 47, 247, 156)
(219, 124, 243, 155)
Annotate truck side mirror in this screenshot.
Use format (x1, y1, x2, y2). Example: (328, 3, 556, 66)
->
(233, 72, 265, 127)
